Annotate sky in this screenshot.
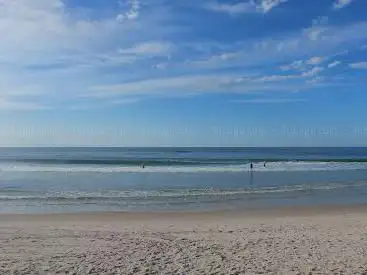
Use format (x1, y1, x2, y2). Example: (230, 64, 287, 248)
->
(1, 0, 367, 146)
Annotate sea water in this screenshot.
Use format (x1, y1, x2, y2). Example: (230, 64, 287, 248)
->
(0, 147, 367, 213)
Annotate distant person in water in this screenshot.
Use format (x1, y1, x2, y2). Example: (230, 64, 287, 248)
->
(250, 162, 253, 170)
(141, 163, 145, 169)
(264, 162, 266, 168)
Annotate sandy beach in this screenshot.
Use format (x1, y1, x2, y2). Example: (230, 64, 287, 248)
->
(0, 205, 366, 274)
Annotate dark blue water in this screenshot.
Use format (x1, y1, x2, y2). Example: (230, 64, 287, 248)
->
(0, 147, 366, 213)
(1, 147, 367, 165)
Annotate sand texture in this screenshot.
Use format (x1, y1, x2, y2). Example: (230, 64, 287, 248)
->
(0, 206, 367, 274)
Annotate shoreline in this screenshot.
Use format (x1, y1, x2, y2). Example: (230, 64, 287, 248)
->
(1, 203, 366, 222)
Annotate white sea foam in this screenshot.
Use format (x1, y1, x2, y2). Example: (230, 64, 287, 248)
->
(0, 161, 367, 173)
(1, 182, 367, 201)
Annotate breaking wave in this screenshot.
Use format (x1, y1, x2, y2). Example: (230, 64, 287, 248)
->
(0, 161, 367, 173)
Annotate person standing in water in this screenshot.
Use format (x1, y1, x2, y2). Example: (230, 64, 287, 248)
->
(249, 162, 254, 187)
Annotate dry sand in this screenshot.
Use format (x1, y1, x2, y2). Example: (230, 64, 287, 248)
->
(0, 205, 367, 274)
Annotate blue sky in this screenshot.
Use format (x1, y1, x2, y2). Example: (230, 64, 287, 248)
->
(1, 0, 367, 146)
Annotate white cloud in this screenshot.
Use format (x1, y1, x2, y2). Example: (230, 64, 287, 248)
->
(116, 0, 140, 22)
(0, 0, 174, 69)
(109, 98, 141, 105)
(328, 60, 341, 68)
(302, 67, 324, 77)
(0, 0, 178, 110)
(153, 63, 168, 69)
(257, 66, 324, 83)
(206, 1, 257, 15)
(69, 97, 141, 110)
(72, 17, 367, 102)
(0, 98, 48, 111)
(255, 74, 298, 82)
(307, 56, 325, 65)
(280, 60, 305, 71)
(255, 67, 324, 83)
(188, 52, 240, 68)
(0, 0, 118, 107)
(0, 0, 151, 78)
(206, 0, 289, 15)
(333, 0, 354, 10)
(89, 75, 237, 97)
(119, 42, 173, 57)
(217, 52, 239, 61)
(233, 98, 306, 103)
(349, 62, 367, 69)
(191, 19, 367, 73)
(0, 0, 119, 57)
(87, 67, 331, 100)
(304, 16, 329, 41)
(306, 28, 328, 41)
(1, 0, 367, 112)
(259, 0, 289, 13)
(88, 73, 308, 98)
(280, 56, 325, 71)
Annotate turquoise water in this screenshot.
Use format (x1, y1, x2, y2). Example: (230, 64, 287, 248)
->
(0, 147, 367, 213)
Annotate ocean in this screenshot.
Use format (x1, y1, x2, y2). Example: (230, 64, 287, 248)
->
(0, 147, 367, 213)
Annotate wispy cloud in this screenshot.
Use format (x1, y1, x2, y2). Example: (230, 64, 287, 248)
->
(333, 0, 354, 10)
(233, 98, 306, 103)
(206, 1, 257, 15)
(89, 75, 241, 97)
(328, 60, 341, 68)
(69, 97, 141, 111)
(304, 16, 329, 41)
(187, 52, 240, 68)
(255, 74, 298, 82)
(206, 0, 289, 15)
(188, 18, 367, 75)
(254, 66, 324, 83)
(1, 0, 366, 112)
(0, 0, 120, 59)
(119, 41, 173, 57)
(307, 56, 325, 65)
(260, 0, 289, 13)
(116, 0, 140, 22)
(0, 0, 178, 110)
(302, 66, 324, 77)
(0, 0, 175, 69)
(0, 98, 48, 111)
(153, 63, 169, 69)
(349, 62, 367, 69)
(109, 98, 142, 105)
(87, 69, 328, 99)
(280, 60, 305, 71)
(281, 56, 325, 71)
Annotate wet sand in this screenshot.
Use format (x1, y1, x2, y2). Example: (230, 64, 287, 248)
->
(1, 204, 367, 274)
